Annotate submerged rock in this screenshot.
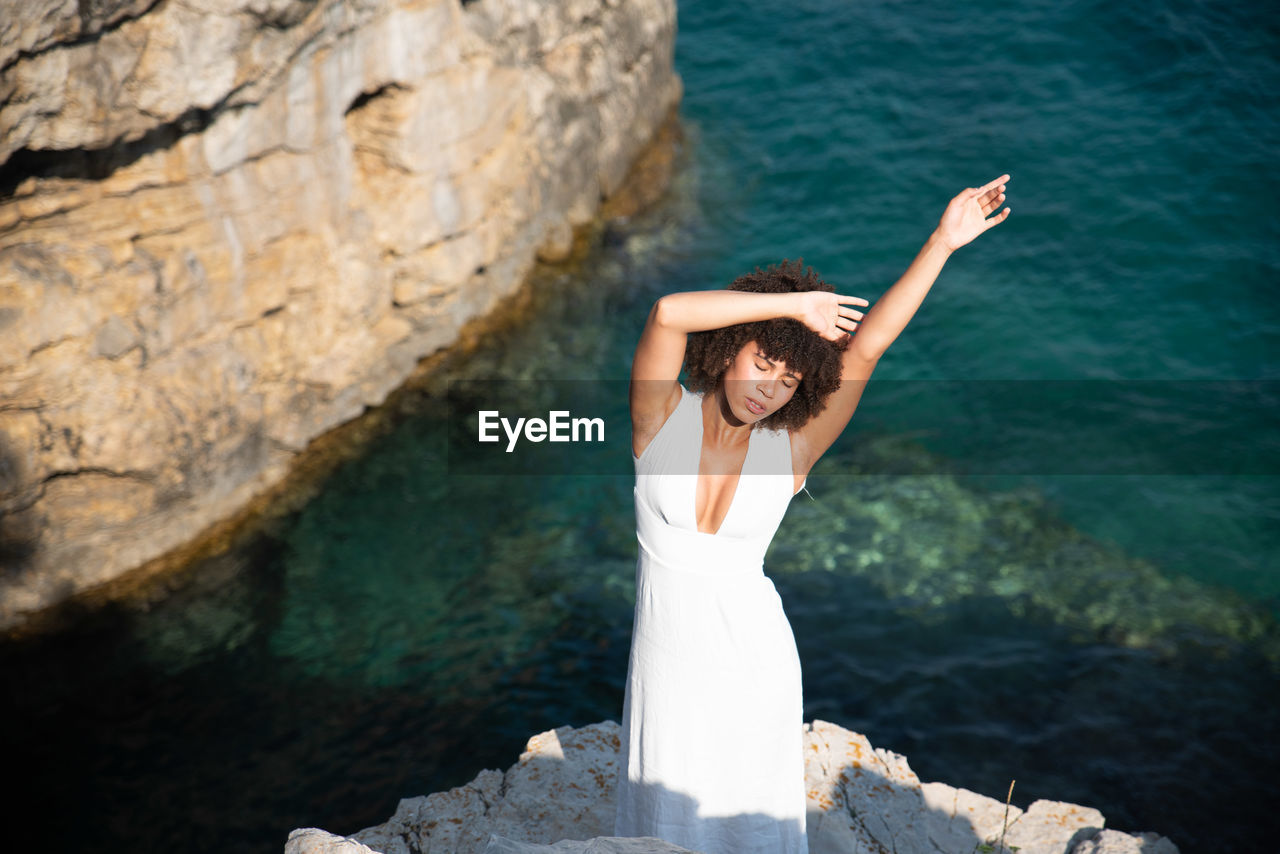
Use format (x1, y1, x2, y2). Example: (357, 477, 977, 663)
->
(284, 720, 1180, 854)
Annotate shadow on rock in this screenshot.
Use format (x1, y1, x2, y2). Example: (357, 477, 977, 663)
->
(0, 431, 40, 579)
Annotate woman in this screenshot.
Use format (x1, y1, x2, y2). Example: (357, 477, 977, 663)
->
(613, 176, 1011, 853)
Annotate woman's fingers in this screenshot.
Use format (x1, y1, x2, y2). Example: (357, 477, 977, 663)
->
(956, 176, 1008, 209)
(837, 305, 865, 320)
(983, 207, 1012, 230)
(835, 293, 870, 307)
(978, 174, 1011, 195)
(970, 181, 1008, 209)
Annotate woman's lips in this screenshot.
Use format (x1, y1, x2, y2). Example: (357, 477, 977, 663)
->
(745, 396, 766, 415)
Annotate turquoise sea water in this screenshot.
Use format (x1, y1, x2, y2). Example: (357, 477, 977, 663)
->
(2, 1, 1278, 851)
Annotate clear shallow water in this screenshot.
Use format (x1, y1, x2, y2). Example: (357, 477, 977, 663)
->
(3, 0, 1279, 851)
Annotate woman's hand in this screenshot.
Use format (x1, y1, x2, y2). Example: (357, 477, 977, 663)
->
(936, 174, 1011, 252)
(795, 291, 869, 342)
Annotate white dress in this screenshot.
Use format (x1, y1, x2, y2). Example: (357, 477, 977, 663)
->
(614, 384, 808, 854)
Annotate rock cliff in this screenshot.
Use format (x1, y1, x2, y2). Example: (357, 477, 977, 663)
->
(0, 0, 681, 631)
(284, 719, 1181, 854)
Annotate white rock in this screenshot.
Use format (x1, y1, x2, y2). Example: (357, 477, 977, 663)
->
(290, 720, 1178, 854)
(482, 835, 699, 853)
(1070, 828, 1181, 854)
(1001, 799, 1106, 854)
(347, 722, 623, 853)
(285, 827, 382, 854)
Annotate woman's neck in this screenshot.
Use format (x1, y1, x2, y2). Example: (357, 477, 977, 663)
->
(703, 388, 752, 447)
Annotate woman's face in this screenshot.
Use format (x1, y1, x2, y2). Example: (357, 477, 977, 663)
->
(720, 340, 802, 424)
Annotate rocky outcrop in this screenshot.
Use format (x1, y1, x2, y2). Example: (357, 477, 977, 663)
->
(0, 0, 681, 631)
(286, 829, 699, 854)
(283, 720, 1180, 854)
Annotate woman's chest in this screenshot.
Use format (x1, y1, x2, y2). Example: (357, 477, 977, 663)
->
(640, 436, 795, 540)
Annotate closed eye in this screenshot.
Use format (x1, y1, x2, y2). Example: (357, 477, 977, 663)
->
(755, 355, 800, 387)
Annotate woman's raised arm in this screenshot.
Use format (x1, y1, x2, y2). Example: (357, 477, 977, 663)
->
(852, 175, 1011, 359)
(793, 175, 1012, 474)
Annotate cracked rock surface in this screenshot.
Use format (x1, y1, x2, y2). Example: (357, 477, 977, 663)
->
(283, 720, 1180, 854)
(0, 0, 681, 629)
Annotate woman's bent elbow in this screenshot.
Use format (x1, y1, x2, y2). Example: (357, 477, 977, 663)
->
(651, 296, 674, 329)
(850, 332, 886, 363)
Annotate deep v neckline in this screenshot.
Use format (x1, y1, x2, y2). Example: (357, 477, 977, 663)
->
(692, 395, 756, 537)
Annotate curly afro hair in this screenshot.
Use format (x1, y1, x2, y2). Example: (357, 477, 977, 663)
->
(684, 259, 849, 432)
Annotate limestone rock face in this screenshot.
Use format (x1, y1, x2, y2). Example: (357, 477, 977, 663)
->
(0, 0, 681, 630)
(286, 720, 1180, 854)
